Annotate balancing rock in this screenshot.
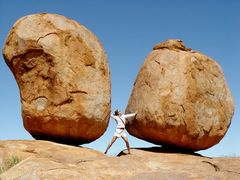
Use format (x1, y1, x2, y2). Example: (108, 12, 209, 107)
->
(3, 13, 111, 145)
(126, 39, 234, 150)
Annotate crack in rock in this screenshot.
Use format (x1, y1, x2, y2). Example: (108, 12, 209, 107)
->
(76, 159, 94, 164)
(37, 32, 58, 43)
(154, 60, 161, 65)
(43, 167, 70, 172)
(70, 90, 88, 94)
(54, 97, 73, 106)
(202, 161, 220, 171)
(223, 170, 240, 175)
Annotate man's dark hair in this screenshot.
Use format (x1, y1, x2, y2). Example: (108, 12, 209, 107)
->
(114, 109, 120, 116)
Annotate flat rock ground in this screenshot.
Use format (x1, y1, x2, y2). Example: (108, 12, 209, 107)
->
(0, 140, 239, 180)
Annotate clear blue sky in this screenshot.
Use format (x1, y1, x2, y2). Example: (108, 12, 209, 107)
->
(0, 0, 239, 157)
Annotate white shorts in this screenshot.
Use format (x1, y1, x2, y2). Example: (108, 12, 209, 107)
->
(114, 128, 127, 138)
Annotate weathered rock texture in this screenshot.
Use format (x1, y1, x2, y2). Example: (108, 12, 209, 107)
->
(126, 39, 234, 150)
(0, 140, 240, 180)
(2, 13, 111, 144)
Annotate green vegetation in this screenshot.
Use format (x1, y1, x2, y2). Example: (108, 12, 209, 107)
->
(0, 156, 22, 174)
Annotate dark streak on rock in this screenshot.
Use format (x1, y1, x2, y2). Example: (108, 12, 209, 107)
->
(180, 104, 185, 113)
(23, 149, 37, 154)
(206, 91, 214, 96)
(70, 90, 88, 94)
(168, 113, 176, 118)
(54, 97, 73, 106)
(76, 159, 93, 164)
(37, 32, 58, 43)
(202, 161, 220, 172)
(154, 60, 161, 65)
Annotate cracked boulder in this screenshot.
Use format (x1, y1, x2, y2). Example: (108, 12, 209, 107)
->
(125, 39, 234, 151)
(2, 13, 111, 145)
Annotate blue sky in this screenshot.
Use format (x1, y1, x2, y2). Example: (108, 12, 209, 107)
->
(0, 0, 239, 157)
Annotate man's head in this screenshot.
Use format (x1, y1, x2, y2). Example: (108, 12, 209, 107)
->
(114, 109, 121, 116)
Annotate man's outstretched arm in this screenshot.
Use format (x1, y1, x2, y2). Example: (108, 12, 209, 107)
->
(110, 114, 115, 118)
(123, 112, 137, 118)
(110, 114, 118, 123)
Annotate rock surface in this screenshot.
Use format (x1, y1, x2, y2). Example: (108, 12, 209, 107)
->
(0, 140, 240, 180)
(2, 13, 111, 144)
(126, 39, 234, 150)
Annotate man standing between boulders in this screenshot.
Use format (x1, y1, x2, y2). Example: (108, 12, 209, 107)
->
(104, 110, 137, 155)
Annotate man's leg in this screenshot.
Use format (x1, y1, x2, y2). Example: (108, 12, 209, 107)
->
(104, 136, 118, 154)
(122, 136, 131, 154)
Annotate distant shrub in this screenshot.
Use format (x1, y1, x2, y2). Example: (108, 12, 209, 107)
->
(0, 156, 22, 174)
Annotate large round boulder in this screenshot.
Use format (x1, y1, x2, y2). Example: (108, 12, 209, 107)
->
(126, 39, 234, 150)
(3, 13, 111, 145)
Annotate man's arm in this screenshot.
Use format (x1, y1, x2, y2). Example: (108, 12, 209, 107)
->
(123, 113, 137, 118)
(110, 114, 115, 118)
(110, 114, 118, 123)
(123, 112, 137, 124)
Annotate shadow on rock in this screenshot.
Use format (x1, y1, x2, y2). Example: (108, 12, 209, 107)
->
(118, 146, 206, 157)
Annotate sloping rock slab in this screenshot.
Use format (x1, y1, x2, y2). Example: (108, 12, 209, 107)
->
(0, 140, 239, 180)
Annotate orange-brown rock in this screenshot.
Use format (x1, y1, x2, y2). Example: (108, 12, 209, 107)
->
(126, 39, 234, 150)
(2, 13, 111, 145)
(0, 140, 240, 179)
